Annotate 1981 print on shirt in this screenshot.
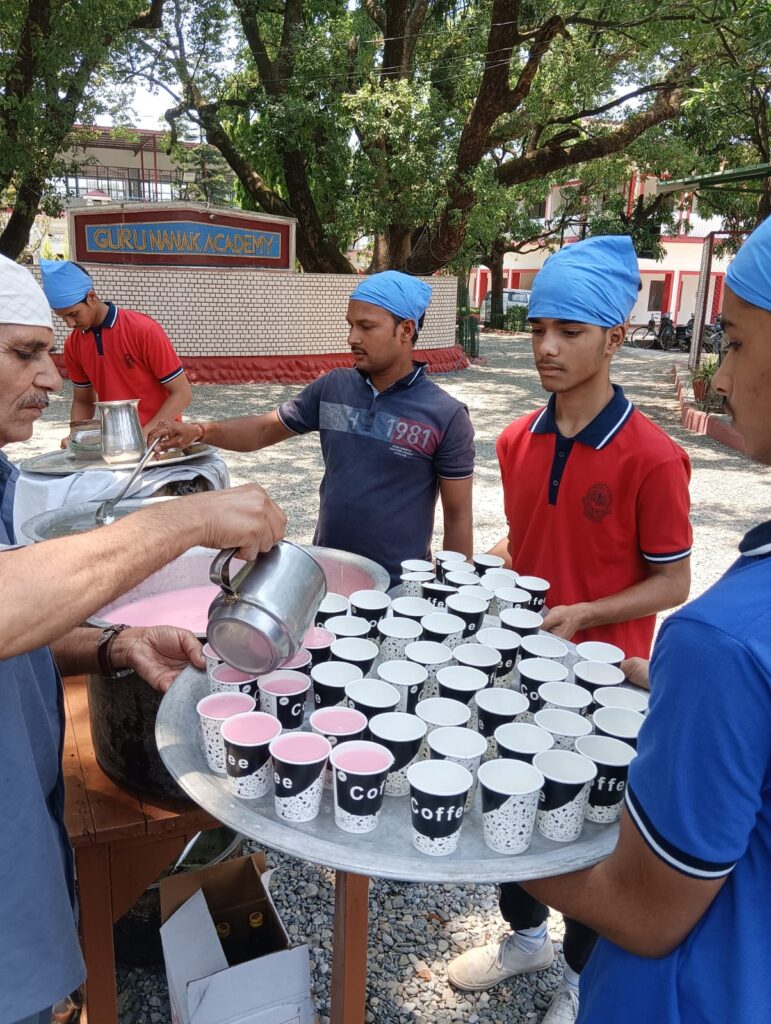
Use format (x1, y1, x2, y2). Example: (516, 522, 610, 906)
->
(319, 400, 441, 458)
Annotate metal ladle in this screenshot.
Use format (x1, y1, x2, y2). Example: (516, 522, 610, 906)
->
(94, 437, 161, 526)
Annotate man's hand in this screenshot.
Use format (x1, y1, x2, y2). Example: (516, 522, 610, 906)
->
(60, 434, 70, 449)
(542, 602, 591, 640)
(178, 484, 287, 561)
(621, 656, 650, 691)
(147, 419, 202, 452)
(111, 625, 205, 693)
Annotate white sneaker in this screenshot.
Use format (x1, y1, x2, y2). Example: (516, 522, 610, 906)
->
(447, 933, 555, 991)
(541, 986, 579, 1024)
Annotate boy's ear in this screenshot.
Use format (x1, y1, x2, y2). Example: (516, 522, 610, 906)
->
(606, 324, 626, 354)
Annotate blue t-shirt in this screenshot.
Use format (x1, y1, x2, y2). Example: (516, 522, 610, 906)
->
(579, 520, 771, 1024)
(278, 364, 475, 585)
(0, 454, 85, 1019)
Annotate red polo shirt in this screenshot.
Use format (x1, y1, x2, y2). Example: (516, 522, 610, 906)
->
(497, 385, 692, 658)
(64, 303, 184, 426)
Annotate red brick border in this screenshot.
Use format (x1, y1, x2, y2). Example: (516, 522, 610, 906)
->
(672, 365, 745, 454)
(52, 345, 469, 385)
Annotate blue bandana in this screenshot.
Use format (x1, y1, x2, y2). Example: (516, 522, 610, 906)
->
(528, 235, 640, 327)
(40, 259, 94, 309)
(726, 217, 771, 312)
(350, 271, 432, 327)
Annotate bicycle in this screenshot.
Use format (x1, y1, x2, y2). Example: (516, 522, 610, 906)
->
(629, 314, 676, 350)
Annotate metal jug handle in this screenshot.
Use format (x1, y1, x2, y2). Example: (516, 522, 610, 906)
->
(209, 547, 239, 598)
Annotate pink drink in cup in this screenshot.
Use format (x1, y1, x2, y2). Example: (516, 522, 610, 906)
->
(329, 740, 394, 833)
(196, 692, 256, 774)
(209, 663, 259, 697)
(309, 706, 368, 787)
(269, 732, 331, 822)
(220, 711, 282, 799)
(258, 670, 310, 731)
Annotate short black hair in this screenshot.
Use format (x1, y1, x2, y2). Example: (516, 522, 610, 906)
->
(389, 311, 426, 344)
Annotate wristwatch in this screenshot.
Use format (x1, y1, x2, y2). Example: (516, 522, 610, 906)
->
(96, 623, 130, 677)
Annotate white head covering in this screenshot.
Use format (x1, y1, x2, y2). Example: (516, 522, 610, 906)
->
(0, 255, 53, 329)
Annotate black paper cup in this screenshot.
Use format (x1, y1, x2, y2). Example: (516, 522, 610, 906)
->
(575, 640, 625, 669)
(325, 614, 371, 640)
(537, 681, 593, 718)
(436, 665, 488, 728)
(400, 571, 435, 598)
(269, 732, 331, 822)
(499, 608, 543, 637)
(302, 626, 336, 667)
(421, 581, 457, 607)
(376, 660, 428, 714)
(575, 734, 636, 823)
(420, 611, 465, 650)
(221, 711, 282, 799)
(517, 657, 569, 720)
(472, 553, 505, 575)
(457, 584, 494, 607)
(329, 740, 394, 833)
(407, 759, 473, 856)
(278, 648, 312, 674)
(344, 678, 400, 728)
(427, 725, 487, 810)
(257, 670, 310, 731)
(309, 705, 368, 787)
(476, 626, 521, 687)
(474, 687, 529, 759)
(209, 663, 260, 699)
(369, 712, 427, 796)
(446, 593, 488, 639)
(534, 708, 592, 751)
(405, 640, 454, 699)
(203, 641, 223, 679)
(516, 575, 551, 613)
(491, 586, 532, 618)
(314, 592, 350, 627)
(310, 660, 363, 709)
(444, 571, 480, 590)
(349, 590, 392, 639)
(520, 633, 569, 664)
(377, 616, 422, 661)
(572, 661, 625, 707)
(416, 696, 471, 757)
(495, 721, 554, 764)
(451, 642, 500, 688)
(329, 637, 379, 676)
(592, 706, 645, 749)
(391, 596, 435, 622)
(594, 686, 649, 716)
(477, 758, 544, 854)
(197, 692, 257, 774)
(434, 550, 466, 582)
(533, 749, 597, 842)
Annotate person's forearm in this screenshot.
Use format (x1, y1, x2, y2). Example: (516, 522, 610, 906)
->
(70, 393, 95, 423)
(50, 627, 101, 676)
(443, 513, 473, 560)
(197, 414, 292, 452)
(487, 535, 512, 567)
(569, 572, 688, 633)
(144, 392, 191, 436)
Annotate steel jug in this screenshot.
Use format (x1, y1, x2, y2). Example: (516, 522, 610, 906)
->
(207, 542, 327, 674)
(95, 399, 144, 466)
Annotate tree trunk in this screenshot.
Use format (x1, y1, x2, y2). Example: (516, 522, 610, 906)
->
(0, 176, 42, 260)
(488, 245, 506, 328)
(368, 234, 390, 273)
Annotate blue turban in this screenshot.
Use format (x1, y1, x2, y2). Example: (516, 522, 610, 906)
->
(40, 259, 93, 309)
(726, 216, 771, 312)
(528, 236, 640, 327)
(350, 270, 432, 327)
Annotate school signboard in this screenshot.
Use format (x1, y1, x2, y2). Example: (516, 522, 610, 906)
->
(68, 202, 296, 269)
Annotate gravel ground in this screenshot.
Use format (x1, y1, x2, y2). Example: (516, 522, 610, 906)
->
(8, 332, 769, 1024)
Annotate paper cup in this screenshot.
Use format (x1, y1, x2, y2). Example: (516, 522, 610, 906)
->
(203, 641, 222, 678)
(534, 708, 592, 751)
(325, 614, 371, 639)
(221, 711, 282, 799)
(476, 626, 521, 687)
(592, 706, 645, 749)
(376, 660, 428, 714)
(474, 687, 530, 759)
(457, 584, 494, 607)
(537, 681, 593, 718)
(452, 642, 500, 688)
(533, 749, 597, 842)
(401, 558, 434, 574)
(516, 575, 550, 613)
(434, 550, 466, 581)
(400, 571, 435, 597)
(575, 640, 625, 668)
(330, 740, 393, 833)
(310, 705, 368, 787)
(269, 732, 331, 822)
(368, 712, 427, 796)
(209, 663, 260, 698)
(478, 759, 544, 855)
(405, 640, 454, 698)
(480, 569, 520, 592)
(257, 670, 311, 731)
(416, 697, 471, 758)
(572, 661, 625, 705)
(197, 692, 256, 774)
(329, 637, 379, 675)
(345, 678, 400, 724)
(278, 648, 312, 674)
(499, 607, 543, 637)
(472, 553, 505, 575)
(444, 571, 480, 590)
(428, 726, 487, 810)
(391, 596, 435, 622)
(445, 593, 487, 638)
(436, 665, 488, 728)
(407, 759, 473, 856)
(302, 626, 336, 667)
(377, 616, 422, 662)
(349, 590, 392, 638)
(495, 721, 554, 763)
(421, 581, 457, 607)
(420, 612, 465, 650)
(492, 586, 532, 618)
(594, 686, 649, 715)
(517, 658, 569, 720)
(315, 592, 349, 626)
(575, 734, 637, 822)
(520, 633, 568, 664)
(310, 660, 363, 709)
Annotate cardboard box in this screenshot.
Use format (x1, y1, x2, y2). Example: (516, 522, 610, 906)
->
(160, 852, 315, 1024)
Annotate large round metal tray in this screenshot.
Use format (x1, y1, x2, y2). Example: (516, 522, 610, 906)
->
(156, 666, 618, 884)
(20, 444, 216, 475)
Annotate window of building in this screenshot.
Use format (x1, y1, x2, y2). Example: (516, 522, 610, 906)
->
(648, 279, 665, 311)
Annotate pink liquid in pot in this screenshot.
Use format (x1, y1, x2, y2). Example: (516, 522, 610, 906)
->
(106, 585, 218, 633)
(334, 748, 392, 773)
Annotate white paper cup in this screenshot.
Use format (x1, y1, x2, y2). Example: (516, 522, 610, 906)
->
(376, 660, 428, 714)
(203, 641, 223, 679)
(534, 708, 593, 751)
(444, 571, 481, 589)
(474, 687, 530, 759)
(575, 640, 625, 668)
(401, 558, 435, 574)
(405, 640, 454, 698)
(400, 571, 435, 598)
(314, 592, 350, 626)
(257, 670, 311, 731)
(209, 663, 260, 698)
(349, 590, 392, 638)
(420, 612, 465, 650)
(492, 586, 532, 618)
(416, 696, 471, 757)
(329, 740, 394, 833)
(434, 550, 466, 581)
(221, 711, 282, 799)
(533, 749, 597, 842)
(572, 661, 625, 704)
(325, 614, 371, 639)
(517, 657, 569, 720)
(407, 760, 473, 856)
(480, 569, 520, 592)
(329, 637, 379, 675)
(309, 705, 369, 787)
(446, 593, 488, 638)
(310, 660, 363, 709)
(278, 648, 313, 674)
(594, 686, 649, 716)
(575, 734, 637, 823)
(516, 575, 550, 613)
(537, 681, 593, 718)
(520, 633, 569, 664)
(369, 711, 427, 796)
(457, 584, 494, 607)
(269, 732, 331, 822)
(592, 706, 645, 749)
(499, 607, 543, 637)
(197, 692, 257, 774)
(427, 726, 487, 810)
(495, 721, 554, 764)
(345, 678, 400, 722)
(391, 596, 435, 622)
(472, 553, 505, 574)
(476, 626, 521, 687)
(478, 759, 544, 854)
(421, 581, 457, 607)
(436, 665, 488, 729)
(377, 615, 422, 662)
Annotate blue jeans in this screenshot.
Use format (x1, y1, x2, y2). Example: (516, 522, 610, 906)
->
(14, 1010, 52, 1024)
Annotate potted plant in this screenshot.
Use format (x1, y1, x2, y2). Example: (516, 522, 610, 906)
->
(692, 355, 719, 405)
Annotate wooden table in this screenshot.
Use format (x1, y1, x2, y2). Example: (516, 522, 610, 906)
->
(63, 675, 220, 1024)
